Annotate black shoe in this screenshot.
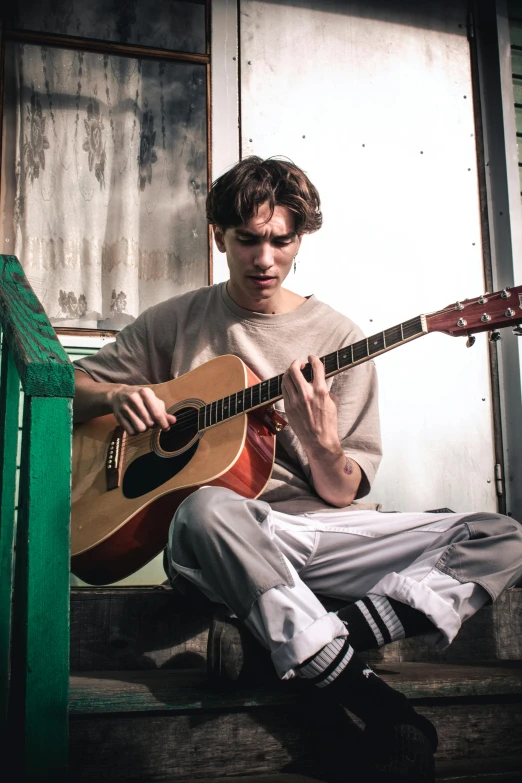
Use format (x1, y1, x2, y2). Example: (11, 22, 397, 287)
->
(363, 718, 436, 782)
(207, 609, 278, 686)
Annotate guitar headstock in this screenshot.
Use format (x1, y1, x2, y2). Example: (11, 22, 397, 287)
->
(426, 284, 522, 337)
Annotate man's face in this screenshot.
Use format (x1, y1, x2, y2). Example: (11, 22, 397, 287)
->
(214, 201, 301, 312)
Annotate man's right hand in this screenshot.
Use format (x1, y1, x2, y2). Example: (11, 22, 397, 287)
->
(73, 370, 176, 435)
(109, 385, 177, 435)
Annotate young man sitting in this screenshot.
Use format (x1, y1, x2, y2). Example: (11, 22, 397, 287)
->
(74, 157, 522, 783)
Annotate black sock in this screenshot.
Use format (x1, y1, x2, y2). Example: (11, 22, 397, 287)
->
(296, 637, 437, 751)
(337, 594, 438, 651)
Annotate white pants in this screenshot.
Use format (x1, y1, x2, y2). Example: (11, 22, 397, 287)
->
(167, 487, 522, 678)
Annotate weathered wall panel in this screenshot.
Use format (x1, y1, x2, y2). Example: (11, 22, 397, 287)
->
(236, 0, 498, 512)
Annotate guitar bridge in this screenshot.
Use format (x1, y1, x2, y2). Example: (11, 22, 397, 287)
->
(106, 427, 126, 490)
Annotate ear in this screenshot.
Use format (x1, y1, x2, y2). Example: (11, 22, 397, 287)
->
(214, 226, 227, 253)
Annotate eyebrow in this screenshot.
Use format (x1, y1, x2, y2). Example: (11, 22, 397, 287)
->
(235, 228, 296, 240)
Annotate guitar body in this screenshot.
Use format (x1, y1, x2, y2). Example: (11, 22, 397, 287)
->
(71, 355, 276, 585)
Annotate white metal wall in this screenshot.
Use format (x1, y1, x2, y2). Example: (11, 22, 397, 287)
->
(225, 0, 499, 512)
(104, 0, 503, 585)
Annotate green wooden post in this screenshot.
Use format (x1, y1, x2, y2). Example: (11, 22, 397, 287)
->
(10, 396, 72, 780)
(0, 255, 74, 780)
(0, 334, 21, 727)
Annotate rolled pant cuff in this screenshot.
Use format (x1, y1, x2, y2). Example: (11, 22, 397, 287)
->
(271, 611, 348, 680)
(369, 570, 462, 648)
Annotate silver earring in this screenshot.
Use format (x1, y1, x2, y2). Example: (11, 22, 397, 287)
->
(293, 256, 297, 274)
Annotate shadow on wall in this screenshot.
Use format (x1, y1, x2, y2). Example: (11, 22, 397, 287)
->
(248, 0, 469, 34)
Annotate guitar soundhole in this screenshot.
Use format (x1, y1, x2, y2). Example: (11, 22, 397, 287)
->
(158, 406, 199, 454)
(121, 405, 201, 499)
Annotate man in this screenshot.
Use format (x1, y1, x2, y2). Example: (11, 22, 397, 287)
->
(74, 157, 522, 783)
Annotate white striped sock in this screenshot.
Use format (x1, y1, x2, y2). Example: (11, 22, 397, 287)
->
(296, 636, 348, 680)
(368, 594, 406, 642)
(316, 644, 354, 688)
(355, 599, 385, 646)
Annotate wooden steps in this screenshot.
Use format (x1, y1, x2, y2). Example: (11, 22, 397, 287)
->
(69, 663, 522, 713)
(68, 663, 522, 781)
(68, 587, 522, 781)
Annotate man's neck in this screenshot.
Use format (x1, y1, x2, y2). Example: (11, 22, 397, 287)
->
(226, 282, 307, 315)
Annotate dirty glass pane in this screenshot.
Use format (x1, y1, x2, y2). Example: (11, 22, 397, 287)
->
(7, 0, 206, 54)
(1, 42, 208, 327)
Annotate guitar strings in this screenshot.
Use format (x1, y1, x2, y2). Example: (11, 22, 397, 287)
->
(115, 315, 425, 453)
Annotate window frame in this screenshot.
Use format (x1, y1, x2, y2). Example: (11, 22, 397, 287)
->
(0, 0, 213, 316)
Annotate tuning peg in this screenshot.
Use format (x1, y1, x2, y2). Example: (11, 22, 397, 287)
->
(466, 335, 476, 348)
(489, 330, 501, 342)
(513, 325, 522, 336)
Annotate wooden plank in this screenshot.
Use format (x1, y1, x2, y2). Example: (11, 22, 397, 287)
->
(163, 777, 327, 783)
(377, 661, 522, 700)
(510, 19, 522, 47)
(0, 255, 74, 397)
(70, 588, 522, 670)
(512, 47, 522, 77)
(420, 702, 522, 761)
(68, 701, 522, 781)
(69, 699, 355, 782)
(494, 588, 522, 659)
(436, 756, 522, 782)
(70, 669, 292, 714)
(70, 588, 209, 671)
(513, 76, 522, 105)
(0, 337, 20, 726)
(515, 105, 522, 135)
(9, 396, 72, 779)
(69, 662, 522, 715)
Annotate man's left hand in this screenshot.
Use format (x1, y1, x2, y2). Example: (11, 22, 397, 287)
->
(282, 354, 339, 452)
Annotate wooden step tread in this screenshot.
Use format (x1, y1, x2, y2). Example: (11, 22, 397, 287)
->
(70, 661, 522, 714)
(436, 756, 522, 780)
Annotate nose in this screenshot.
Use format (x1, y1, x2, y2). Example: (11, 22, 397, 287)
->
(253, 242, 274, 270)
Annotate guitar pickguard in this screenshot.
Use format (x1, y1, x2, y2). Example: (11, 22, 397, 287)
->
(122, 441, 199, 499)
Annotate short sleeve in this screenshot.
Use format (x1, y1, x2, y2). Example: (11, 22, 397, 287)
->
(73, 309, 159, 385)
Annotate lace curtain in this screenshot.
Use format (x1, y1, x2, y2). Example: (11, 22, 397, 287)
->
(1, 42, 208, 326)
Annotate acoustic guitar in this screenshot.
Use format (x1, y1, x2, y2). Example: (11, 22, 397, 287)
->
(71, 284, 522, 585)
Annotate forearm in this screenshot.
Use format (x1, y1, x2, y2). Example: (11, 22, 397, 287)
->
(305, 439, 362, 508)
(73, 369, 121, 423)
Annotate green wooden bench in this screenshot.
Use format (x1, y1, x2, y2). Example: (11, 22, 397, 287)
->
(0, 254, 73, 780)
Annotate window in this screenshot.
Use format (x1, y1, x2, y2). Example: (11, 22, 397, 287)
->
(0, 1, 210, 328)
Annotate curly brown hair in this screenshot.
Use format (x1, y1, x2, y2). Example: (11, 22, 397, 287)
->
(206, 156, 322, 235)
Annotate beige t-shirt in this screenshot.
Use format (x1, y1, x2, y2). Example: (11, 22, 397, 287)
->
(74, 283, 382, 514)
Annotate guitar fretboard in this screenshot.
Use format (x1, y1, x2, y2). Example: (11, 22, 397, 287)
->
(198, 315, 427, 430)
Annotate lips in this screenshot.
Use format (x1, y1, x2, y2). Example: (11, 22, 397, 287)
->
(249, 276, 276, 287)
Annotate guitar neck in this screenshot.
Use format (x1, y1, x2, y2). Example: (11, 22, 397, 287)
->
(198, 314, 428, 430)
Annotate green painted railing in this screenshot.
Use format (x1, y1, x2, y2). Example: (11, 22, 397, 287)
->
(0, 255, 74, 780)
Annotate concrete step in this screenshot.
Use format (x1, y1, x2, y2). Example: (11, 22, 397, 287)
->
(68, 663, 522, 782)
(70, 587, 522, 673)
